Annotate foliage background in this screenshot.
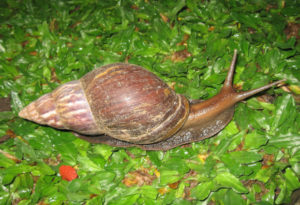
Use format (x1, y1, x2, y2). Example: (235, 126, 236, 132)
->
(0, 0, 300, 204)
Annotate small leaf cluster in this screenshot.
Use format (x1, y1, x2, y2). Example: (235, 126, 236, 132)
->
(0, 0, 299, 204)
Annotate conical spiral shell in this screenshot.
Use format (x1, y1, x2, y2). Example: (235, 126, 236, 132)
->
(19, 81, 102, 135)
(19, 63, 189, 144)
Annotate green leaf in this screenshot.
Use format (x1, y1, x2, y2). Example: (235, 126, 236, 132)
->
(275, 37, 296, 49)
(232, 13, 260, 30)
(261, 182, 276, 203)
(214, 131, 245, 156)
(214, 172, 248, 193)
(1, 164, 33, 176)
(220, 189, 246, 205)
(271, 94, 296, 133)
(92, 144, 113, 161)
(191, 181, 214, 200)
(33, 162, 55, 176)
(254, 167, 278, 183)
(77, 155, 103, 172)
(268, 132, 300, 148)
(0, 152, 16, 168)
(284, 168, 300, 191)
(160, 170, 181, 185)
(147, 151, 164, 167)
(225, 151, 262, 164)
(139, 186, 158, 200)
(244, 131, 268, 149)
(42, 66, 51, 81)
(0, 111, 14, 121)
(114, 194, 140, 205)
(0, 62, 19, 77)
(10, 91, 24, 113)
(11, 173, 33, 199)
(87, 171, 116, 191)
(0, 192, 10, 205)
(220, 153, 257, 177)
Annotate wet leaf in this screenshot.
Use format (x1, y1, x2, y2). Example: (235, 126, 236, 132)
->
(272, 94, 292, 125)
(190, 181, 214, 200)
(244, 131, 268, 149)
(214, 172, 248, 193)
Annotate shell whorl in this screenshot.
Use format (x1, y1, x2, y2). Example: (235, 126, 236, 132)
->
(18, 80, 102, 135)
(80, 63, 189, 144)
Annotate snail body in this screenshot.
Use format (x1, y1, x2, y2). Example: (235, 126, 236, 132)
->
(19, 50, 283, 150)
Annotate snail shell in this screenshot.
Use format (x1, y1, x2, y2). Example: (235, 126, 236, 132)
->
(19, 64, 189, 144)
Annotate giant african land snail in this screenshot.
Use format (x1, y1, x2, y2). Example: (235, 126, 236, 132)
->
(19, 50, 284, 150)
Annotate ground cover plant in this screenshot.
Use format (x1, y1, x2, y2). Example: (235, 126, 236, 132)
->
(0, 0, 300, 204)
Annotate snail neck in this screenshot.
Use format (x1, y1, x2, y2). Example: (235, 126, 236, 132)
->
(182, 88, 237, 129)
(183, 79, 284, 130)
(182, 49, 284, 131)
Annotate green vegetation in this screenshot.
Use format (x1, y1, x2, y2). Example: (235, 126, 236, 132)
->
(0, 0, 299, 204)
